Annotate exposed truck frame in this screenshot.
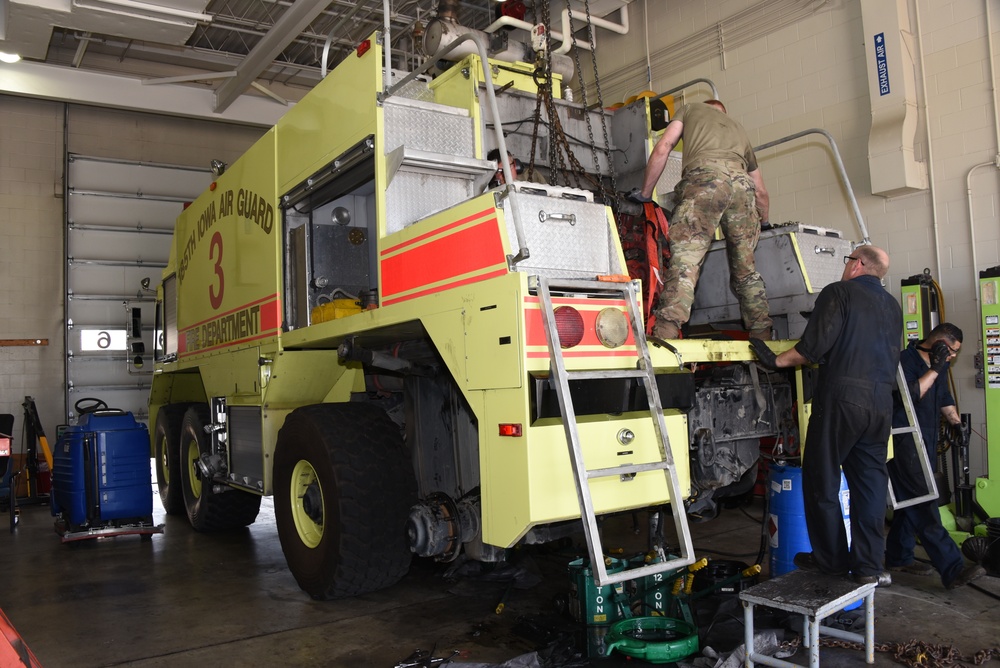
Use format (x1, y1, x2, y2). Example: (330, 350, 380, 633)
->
(150, 31, 846, 598)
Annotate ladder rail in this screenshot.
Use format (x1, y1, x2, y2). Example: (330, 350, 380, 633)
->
(621, 281, 696, 572)
(887, 362, 939, 510)
(536, 276, 694, 587)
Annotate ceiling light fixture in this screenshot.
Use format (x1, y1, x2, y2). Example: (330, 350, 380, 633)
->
(0, 52, 21, 64)
(72, 0, 213, 27)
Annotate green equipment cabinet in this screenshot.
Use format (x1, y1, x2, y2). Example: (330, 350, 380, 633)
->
(900, 270, 940, 344)
(978, 267, 1000, 518)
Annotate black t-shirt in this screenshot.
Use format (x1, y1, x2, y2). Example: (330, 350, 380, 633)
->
(795, 274, 903, 394)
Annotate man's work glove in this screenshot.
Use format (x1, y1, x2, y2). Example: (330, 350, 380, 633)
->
(627, 187, 652, 204)
(929, 340, 951, 374)
(749, 338, 778, 371)
(949, 421, 965, 445)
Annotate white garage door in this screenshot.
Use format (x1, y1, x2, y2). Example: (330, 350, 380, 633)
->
(65, 155, 210, 423)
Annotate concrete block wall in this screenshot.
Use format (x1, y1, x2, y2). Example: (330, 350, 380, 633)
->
(593, 0, 1000, 476)
(0, 93, 263, 459)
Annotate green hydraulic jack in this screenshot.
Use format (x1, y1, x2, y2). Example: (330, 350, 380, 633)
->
(601, 554, 762, 664)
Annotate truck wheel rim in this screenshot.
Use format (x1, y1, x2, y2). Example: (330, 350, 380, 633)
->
(290, 460, 324, 548)
(186, 438, 201, 498)
(158, 436, 170, 485)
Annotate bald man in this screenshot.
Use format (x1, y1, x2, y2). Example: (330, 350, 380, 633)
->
(750, 245, 902, 587)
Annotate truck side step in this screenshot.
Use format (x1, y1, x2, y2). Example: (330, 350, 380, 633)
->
(536, 276, 695, 587)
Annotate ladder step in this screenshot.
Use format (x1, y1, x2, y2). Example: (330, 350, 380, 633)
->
(535, 275, 697, 587)
(586, 461, 671, 479)
(890, 426, 919, 436)
(565, 369, 647, 381)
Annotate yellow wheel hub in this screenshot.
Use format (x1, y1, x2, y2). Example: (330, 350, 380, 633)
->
(290, 459, 324, 548)
(186, 438, 202, 498)
(158, 436, 170, 484)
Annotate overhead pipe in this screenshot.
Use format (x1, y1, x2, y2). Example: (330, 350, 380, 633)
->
(384, 0, 392, 91)
(321, 1, 368, 77)
(484, 15, 593, 52)
(754, 129, 870, 243)
(967, 162, 997, 318)
(987, 0, 1000, 159)
(968, 0, 1000, 319)
(553, 6, 629, 55)
(912, 0, 941, 277)
(437, 0, 460, 22)
(657, 77, 720, 102)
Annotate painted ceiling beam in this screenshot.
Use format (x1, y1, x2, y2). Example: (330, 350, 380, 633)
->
(0, 58, 287, 126)
(213, 0, 330, 113)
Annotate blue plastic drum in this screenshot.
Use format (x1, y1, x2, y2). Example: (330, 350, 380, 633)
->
(768, 464, 850, 576)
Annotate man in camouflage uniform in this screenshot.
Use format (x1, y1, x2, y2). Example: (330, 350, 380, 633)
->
(636, 100, 772, 340)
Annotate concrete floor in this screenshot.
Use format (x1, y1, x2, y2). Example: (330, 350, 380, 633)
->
(1, 490, 998, 668)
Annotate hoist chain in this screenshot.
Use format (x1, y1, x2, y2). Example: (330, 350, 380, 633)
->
(526, 62, 547, 184)
(533, 0, 566, 184)
(567, 0, 620, 207)
(525, 0, 617, 197)
(778, 636, 1000, 668)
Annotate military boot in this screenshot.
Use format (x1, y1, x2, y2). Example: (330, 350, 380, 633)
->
(750, 327, 772, 341)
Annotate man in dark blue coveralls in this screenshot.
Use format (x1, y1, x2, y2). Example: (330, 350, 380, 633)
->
(749, 244, 901, 586)
(885, 323, 986, 589)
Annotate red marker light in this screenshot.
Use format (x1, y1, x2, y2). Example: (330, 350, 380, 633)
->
(209, 182, 217, 191)
(554, 306, 585, 348)
(498, 423, 522, 437)
(357, 40, 371, 57)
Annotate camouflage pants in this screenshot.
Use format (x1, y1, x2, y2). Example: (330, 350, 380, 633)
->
(654, 162, 771, 331)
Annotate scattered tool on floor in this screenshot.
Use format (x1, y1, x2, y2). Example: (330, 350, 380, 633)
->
(393, 647, 459, 668)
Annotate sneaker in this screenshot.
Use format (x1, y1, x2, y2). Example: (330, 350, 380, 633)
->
(652, 321, 680, 340)
(888, 562, 934, 576)
(793, 552, 820, 571)
(853, 571, 892, 587)
(945, 564, 986, 590)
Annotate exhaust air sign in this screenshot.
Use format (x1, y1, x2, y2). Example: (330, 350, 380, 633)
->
(874, 32, 890, 96)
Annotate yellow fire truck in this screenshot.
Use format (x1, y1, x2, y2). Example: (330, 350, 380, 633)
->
(150, 29, 843, 599)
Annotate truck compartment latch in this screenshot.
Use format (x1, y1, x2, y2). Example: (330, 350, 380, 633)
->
(538, 210, 576, 226)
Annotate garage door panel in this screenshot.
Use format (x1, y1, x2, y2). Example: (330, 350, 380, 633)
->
(68, 228, 169, 263)
(68, 265, 156, 297)
(66, 154, 207, 424)
(68, 195, 183, 230)
(66, 301, 131, 329)
(69, 157, 209, 199)
(67, 388, 152, 422)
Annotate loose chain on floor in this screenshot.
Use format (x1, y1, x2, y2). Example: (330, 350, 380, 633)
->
(779, 637, 1000, 667)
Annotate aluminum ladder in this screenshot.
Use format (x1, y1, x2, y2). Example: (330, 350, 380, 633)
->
(887, 362, 938, 509)
(536, 276, 695, 587)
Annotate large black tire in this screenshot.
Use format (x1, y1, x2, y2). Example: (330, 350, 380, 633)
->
(274, 403, 416, 600)
(180, 405, 261, 531)
(153, 404, 191, 515)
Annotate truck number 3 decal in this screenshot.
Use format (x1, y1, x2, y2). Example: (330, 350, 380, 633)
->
(209, 231, 225, 309)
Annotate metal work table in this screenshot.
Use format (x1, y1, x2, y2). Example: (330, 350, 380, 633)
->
(739, 569, 876, 667)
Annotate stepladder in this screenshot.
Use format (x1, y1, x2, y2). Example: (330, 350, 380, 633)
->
(535, 275, 695, 587)
(887, 362, 939, 510)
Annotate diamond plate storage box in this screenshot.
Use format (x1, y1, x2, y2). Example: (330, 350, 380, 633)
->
(503, 186, 624, 280)
(52, 411, 152, 529)
(689, 223, 853, 338)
